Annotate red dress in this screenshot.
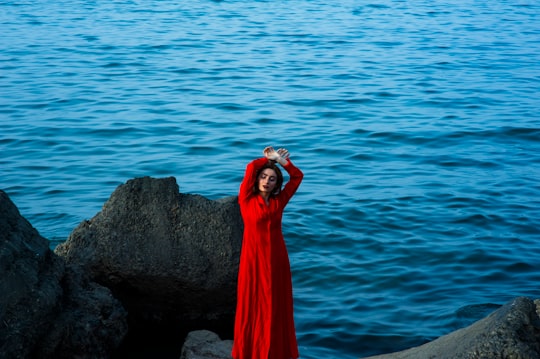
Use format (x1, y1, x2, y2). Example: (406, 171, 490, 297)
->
(232, 157, 304, 359)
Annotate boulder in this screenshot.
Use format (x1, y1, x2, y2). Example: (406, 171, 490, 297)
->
(0, 190, 127, 359)
(54, 176, 243, 343)
(179, 330, 233, 359)
(362, 296, 540, 359)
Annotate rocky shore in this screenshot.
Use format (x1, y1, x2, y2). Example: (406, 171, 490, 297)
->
(1, 176, 539, 358)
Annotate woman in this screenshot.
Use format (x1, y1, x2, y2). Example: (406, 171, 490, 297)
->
(232, 146, 304, 359)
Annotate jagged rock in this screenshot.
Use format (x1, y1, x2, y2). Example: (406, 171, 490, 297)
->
(55, 176, 243, 341)
(362, 296, 540, 359)
(35, 267, 128, 358)
(0, 190, 127, 359)
(179, 330, 233, 359)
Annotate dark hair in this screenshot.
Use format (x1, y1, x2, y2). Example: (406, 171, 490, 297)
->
(253, 163, 284, 196)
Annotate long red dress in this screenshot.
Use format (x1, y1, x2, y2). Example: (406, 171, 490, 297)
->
(232, 157, 303, 359)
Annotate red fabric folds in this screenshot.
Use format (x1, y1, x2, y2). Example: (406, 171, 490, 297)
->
(232, 157, 303, 359)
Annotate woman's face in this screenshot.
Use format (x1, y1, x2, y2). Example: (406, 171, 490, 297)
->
(258, 168, 278, 195)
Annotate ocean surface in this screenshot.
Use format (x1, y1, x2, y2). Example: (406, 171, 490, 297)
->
(1, 0, 540, 357)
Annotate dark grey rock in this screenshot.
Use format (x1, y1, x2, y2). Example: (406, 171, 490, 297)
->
(0, 190, 127, 359)
(0, 190, 63, 358)
(179, 330, 233, 359)
(55, 176, 243, 337)
(362, 296, 540, 359)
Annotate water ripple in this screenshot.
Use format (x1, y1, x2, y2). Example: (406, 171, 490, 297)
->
(2, 1, 540, 358)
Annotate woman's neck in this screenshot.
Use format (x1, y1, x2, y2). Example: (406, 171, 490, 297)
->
(260, 192, 270, 204)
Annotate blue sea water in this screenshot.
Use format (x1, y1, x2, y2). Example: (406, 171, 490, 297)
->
(1, 0, 540, 357)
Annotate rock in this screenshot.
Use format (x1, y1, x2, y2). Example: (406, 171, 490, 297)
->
(362, 296, 540, 359)
(54, 177, 243, 342)
(0, 190, 127, 359)
(0, 190, 63, 358)
(179, 330, 233, 359)
(35, 267, 129, 358)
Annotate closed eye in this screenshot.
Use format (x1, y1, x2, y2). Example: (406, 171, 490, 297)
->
(261, 174, 276, 181)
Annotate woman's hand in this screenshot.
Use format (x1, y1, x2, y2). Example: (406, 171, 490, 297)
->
(277, 148, 289, 160)
(263, 146, 280, 161)
(264, 146, 289, 165)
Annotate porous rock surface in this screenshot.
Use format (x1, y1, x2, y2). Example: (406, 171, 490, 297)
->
(0, 190, 127, 359)
(55, 176, 243, 339)
(180, 330, 233, 359)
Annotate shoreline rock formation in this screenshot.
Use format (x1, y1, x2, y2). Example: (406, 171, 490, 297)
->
(54, 176, 243, 356)
(2, 177, 540, 358)
(0, 190, 127, 359)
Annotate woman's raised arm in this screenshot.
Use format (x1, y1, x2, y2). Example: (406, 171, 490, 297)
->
(238, 156, 268, 202)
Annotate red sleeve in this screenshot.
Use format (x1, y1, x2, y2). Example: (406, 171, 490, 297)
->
(279, 158, 304, 205)
(239, 157, 269, 203)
